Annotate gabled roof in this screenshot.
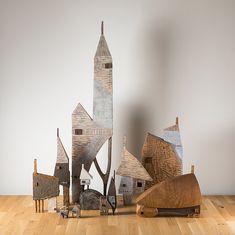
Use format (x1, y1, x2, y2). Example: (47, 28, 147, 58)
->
(95, 24, 111, 58)
(117, 147, 152, 181)
(72, 103, 92, 120)
(56, 136, 69, 164)
(80, 164, 93, 180)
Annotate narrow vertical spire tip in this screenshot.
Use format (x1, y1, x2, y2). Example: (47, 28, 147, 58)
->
(101, 21, 104, 35)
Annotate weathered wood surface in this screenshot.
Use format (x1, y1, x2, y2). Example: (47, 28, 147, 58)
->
(54, 129, 70, 187)
(94, 137, 112, 195)
(117, 147, 152, 181)
(136, 173, 201, 209)
(142, 132, 182, 189)
(79, 189, 102, 210)
(136, 204, 200, 217)
(63, 185, 70, 207)
(72, 22, 113, 203)
(162, 117, 183, 161)
(100, 196, 109, 215)
(33, 159, 59, 200)
(1, 195, 235, 234)
(107, 175, 116, 215)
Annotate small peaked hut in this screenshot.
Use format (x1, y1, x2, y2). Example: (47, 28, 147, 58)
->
(54, 128, 70, 206)
(117, 136, 152, 205)
(117, 147, 152, 181)
(80, 164, 93, 189)
(136, 173, 202, 217)
(33, 159, 59, 212)
(162, 117, 183, 160)
(142, 133, 182, 190)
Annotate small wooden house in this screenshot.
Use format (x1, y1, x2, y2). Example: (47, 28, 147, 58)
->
(80, 164, 93, 189)
(33, 159, 59, 212)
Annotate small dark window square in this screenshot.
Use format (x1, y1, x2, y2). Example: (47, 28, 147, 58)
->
(105, 63, 112, 69)
(36, 182, 39, 187)
(75, 129, 83, 135)
(122, 184, 126, 187)
(145, 157, 152, 164)
(137, 182, 142, 187)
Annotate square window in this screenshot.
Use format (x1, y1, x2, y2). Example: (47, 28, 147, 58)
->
(74, 129, 83, 135)
(137, 182, 142, 187)
(105, 63, 112, 69)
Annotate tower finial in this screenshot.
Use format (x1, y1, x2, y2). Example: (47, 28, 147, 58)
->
(101, 21, 104, 35)
(176, 117, 179, 125)
(123, 135, 127, 148)
(57, 128, 59, 137)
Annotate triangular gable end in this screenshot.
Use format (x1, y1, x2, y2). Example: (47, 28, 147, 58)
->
(117, 147, 152, 181)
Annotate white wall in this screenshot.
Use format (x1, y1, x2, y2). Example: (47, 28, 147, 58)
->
(1, 0, 235, 195)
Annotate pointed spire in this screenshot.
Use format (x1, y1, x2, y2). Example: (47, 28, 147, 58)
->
(101, 21, 104, 35)
(176, 117, 179, 125)
(123, 135, 127, 148)
(34, 159, 37, 175)
(57, 128, 59, 137)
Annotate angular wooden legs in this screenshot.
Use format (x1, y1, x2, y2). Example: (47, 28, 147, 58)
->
(34, 200, 44, 213)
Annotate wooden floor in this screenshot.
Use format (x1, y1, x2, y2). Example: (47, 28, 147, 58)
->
(1, 196, 235, 235)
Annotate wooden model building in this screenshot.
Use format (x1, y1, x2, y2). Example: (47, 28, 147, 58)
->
(54, 128, 70, 206)
(72, 22, 113, 203)
(136, 171, 202, 217)
(141, 133, 182, 190)
(117, 136, 152, 205)
(80, 164, 93, 190)
(33, 159, 59, 212)
(162, 117, 183, 161)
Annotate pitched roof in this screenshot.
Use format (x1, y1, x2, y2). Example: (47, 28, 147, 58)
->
(72, 103, 93, 119)
(95, 35, 111, 57)
(116, 147, 152, 181)
(80, 164, 93, 180)
(56, 136, 69, 164)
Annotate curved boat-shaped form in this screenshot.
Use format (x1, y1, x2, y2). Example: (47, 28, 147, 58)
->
(136, 173, 201, 217)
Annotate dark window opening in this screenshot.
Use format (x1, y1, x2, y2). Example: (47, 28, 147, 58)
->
(122, 184, 126, 187)
(105, 63, 112, 69)
(75, 129, 83, 135)
(36, 182, 39, 187)
(56, 166, 62, 170)
(137, 182, 142, 187)
(145, 157, 152, 164)
(141, 212, 144, 215)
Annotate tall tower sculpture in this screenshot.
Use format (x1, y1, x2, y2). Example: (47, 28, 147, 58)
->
(72, 22, 113, 203)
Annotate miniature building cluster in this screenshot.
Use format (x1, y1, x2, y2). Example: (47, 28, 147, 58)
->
(32, 22, 202, 218)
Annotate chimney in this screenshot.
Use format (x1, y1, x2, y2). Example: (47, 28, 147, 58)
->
(191, 165, 195, 174)
(176, 117, 179, 125)
(34, 159, 37, 175)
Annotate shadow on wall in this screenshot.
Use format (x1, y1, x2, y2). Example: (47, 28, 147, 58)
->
(190, 126, 235, 194)
(123, 23, 174, 158)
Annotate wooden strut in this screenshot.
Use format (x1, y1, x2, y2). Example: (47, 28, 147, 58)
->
(93, 137, 112, 196)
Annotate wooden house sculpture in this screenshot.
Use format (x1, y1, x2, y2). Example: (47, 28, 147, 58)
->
(141, 133, 182, 190)
(54, 128, 70, 206)
(136, 172, 202, 217)
(162, 117, 183, 161)
(80, 164, 93, 190)
(72, 22, 113, 203)
(117, 136, 152, 205)
(33, 159, 59, 213)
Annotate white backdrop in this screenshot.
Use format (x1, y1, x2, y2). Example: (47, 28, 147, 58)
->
(1, 0, 235, 195)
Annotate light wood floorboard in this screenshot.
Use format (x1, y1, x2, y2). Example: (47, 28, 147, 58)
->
(0, 196, 235, 235)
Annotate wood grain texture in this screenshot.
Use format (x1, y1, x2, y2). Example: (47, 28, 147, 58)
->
(72, 23, 113, 202)
(117, 147, 152, 181)
(1, 195, 235, 235)
(142, 132, 182, 189)
(33, 170, 59, 201)
(136, 173, 201, 209)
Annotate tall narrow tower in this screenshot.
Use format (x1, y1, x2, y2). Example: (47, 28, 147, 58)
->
(72, 22, 113, 202)
(93, 21, 113, 131)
